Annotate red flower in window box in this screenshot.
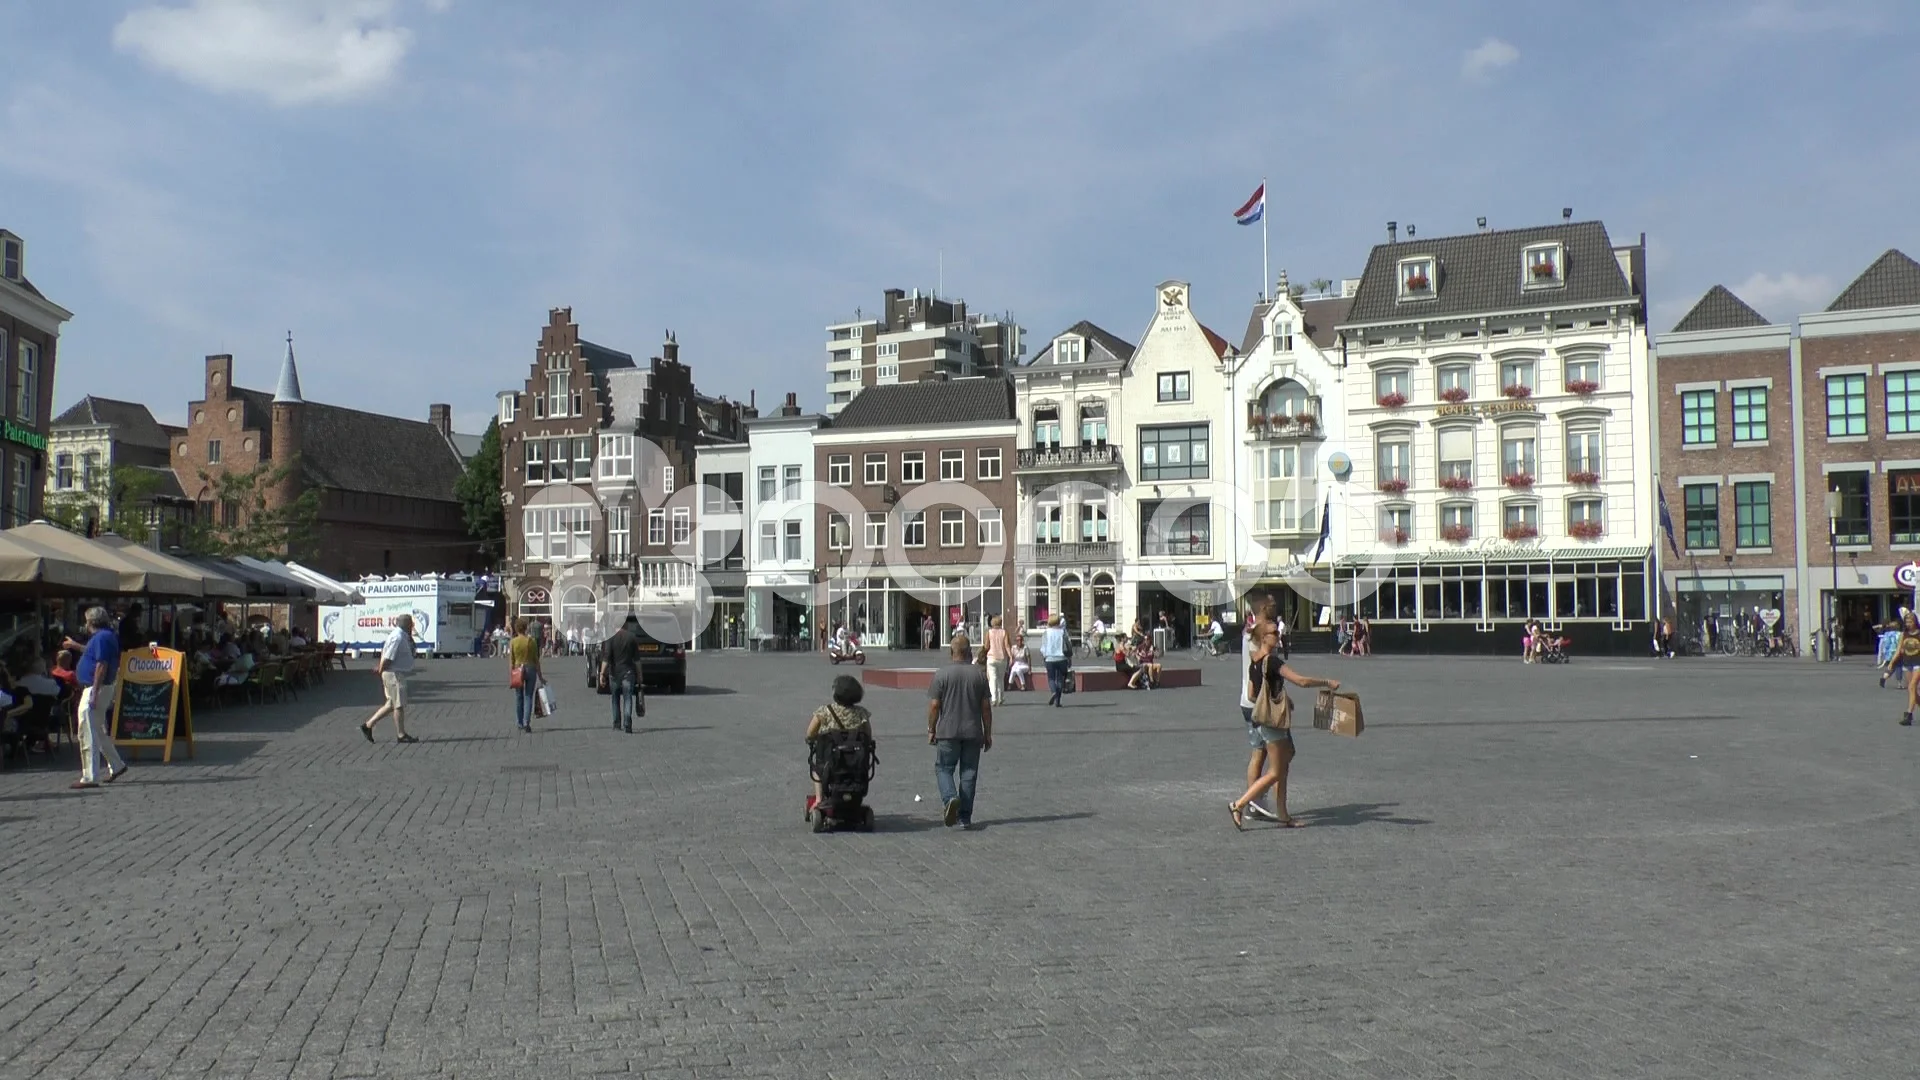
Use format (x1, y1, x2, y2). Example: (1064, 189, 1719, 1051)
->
(1570, 520, 1604, 540)
(1377, 478, 1409, 495)
(1441, 524, 1472, 542)
(1503, 472, 1535, 490)
(1530, 261, 1557, 279)
(1504, 523, 1540, 541)
(1294, 413, 1319, 432)
(1568, 470, 1600, 485)
(1249, 414, 1268, 434)
(1502, 383, 1534, 399)
(1439, 386, 1470, 403)
(1379, 527, 1410, 545)
(1404, 272, 1430, 291)
(1566, 379, 1600, 395)
(1377, 391, 1408, 409)
(1439, 475, 1474, 492)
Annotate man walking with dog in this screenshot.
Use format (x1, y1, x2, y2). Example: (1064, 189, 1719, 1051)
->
(928, 633, 992, 829)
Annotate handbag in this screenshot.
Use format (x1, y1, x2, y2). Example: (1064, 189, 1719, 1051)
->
(509, 665, 524, 690)
(1251, 659, 1291, 729)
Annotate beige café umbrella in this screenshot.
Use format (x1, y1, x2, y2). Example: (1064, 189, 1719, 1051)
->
(95, 535, 246, 599)
(6, 521, 201, 596)
(0, 530, 121, 594)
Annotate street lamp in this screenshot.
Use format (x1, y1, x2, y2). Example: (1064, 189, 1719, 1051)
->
(1825, 489, 1842, 661)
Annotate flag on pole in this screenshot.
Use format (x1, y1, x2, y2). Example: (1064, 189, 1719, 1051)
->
(1657, 485, 1678, 556)
(1232, 183, 1265, 226)
(1309, 495, 1332, 562)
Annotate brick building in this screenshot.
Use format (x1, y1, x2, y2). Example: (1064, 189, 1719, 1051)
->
(170, 340, 477, 578)
(1654, 285, 1799, 641)
(0, 229, 72, 527)
(823, 289, 1023, 415)
(496, 308, 744, 636)
(814, 378, 1016, 648)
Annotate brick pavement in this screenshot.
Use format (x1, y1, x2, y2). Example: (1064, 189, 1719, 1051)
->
(1, 650, 1916, 1078)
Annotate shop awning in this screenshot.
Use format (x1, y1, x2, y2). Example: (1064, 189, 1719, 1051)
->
(175, 556, 303, 598)
(4, 522, 201, 596)
(93, 536, 247, 599)
(232, 557, 321, 601)
(0, 530, 122, 593)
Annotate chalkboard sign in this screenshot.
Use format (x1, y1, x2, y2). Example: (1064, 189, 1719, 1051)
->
(111, 647, 195, 762)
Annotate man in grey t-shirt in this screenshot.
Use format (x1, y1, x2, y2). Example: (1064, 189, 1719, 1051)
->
(927, 634, 993, 829)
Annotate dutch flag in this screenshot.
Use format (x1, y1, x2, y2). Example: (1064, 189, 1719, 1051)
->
(1232, 183, 1265, 226)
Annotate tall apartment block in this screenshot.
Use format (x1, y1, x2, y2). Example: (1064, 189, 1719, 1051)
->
(823, 288, 1022, 415)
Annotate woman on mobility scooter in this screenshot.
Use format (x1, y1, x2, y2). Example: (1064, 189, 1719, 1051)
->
(804, 675, 878, 831)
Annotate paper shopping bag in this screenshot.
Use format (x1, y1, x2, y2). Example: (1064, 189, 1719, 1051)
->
(1313, 689, 1363, 736)
(536, 685, 556, 718)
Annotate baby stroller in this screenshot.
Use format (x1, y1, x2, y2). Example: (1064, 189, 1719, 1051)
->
(1538, 634, 1573, 664)
(808, 729, 877, 832)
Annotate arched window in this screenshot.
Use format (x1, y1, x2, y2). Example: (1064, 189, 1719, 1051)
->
(1258, 379, 1310, 418)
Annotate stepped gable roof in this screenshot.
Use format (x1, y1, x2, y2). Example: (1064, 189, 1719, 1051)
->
(827, 378, 1014, 429)
(1826, 249, 1920, 312)
(1671, 285, 1772, 333)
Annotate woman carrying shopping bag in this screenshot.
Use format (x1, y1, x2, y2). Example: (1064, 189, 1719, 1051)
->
(509, 616, 543, 733)
(1228, 598, 1339, 830)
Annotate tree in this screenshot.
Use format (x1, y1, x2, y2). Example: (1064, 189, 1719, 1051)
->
(454, 418, 506, 555)
(1309, 278, 1334, 298)
(181, 459, 321, 560)
(44, 464, 167, 543)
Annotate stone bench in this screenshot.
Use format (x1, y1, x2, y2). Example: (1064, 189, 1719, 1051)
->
(864, 666, 1201, 692)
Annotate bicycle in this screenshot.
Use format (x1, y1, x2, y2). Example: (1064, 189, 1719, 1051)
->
(1191, 638, 1229, 660)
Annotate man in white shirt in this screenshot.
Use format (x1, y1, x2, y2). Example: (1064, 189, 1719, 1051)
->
(1274, 613, 1289, 661)
(359, 615, 417, 744)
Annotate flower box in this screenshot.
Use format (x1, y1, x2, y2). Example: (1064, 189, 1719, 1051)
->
(1377, 478, 1409, 495)
(1441, 524, 1472, 542)
(1249, 415, 1268, 434)
(1379, 528, 1410, 545)
(1439, 386, 1470, 403)
(1404, 273, 1430, 291)
(1294, 414, 1319, 432)
(1570, 520, 1604, 540)
(1501, 383, 1533, 399)
(1530, 262, 1557, 280)
(1376, 391, 1408, 409)
(1502, 472, 1535, 490)
(1567, 470, 1600, 485)
(1566, 379, 1600, 395)
(1504, 524, 1539, 541)
(1439, 475, 1474, 492)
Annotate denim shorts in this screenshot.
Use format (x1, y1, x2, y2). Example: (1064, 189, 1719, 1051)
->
(1241, 706, 1293, 747)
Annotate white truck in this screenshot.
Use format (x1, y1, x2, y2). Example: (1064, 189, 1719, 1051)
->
(319, 575, 479, 659)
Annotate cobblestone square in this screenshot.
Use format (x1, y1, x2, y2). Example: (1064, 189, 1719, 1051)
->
(2, 652, 1915, 1078)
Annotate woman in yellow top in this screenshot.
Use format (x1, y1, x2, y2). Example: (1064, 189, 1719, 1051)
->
(508, 616, 543, 733)
(804, 674, 873, 820)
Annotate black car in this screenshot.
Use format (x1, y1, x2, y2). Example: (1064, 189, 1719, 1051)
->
(585, 630, 687, 694)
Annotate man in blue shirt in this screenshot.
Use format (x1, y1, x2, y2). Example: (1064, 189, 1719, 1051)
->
(1041, 615, 1071, 707)
(73, 606, 128, 789)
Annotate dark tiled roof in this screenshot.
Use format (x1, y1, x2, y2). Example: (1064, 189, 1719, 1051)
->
(296, 403, 465, 501)
(580, 340, 637, 374)
(1342, 222, 1635, 325)
(49, 396, 173, 449)
(131, 465, 186, 501)
(827, 378, 1014, 429)
(1671, 285, 1772, 333)
(1026, 320, 1135, 369)
(1238, 301, 1273, 354)
(1300, 296, 1353, 349)
(231, 386, 276, 431)
(1825, 249, 1920, 312)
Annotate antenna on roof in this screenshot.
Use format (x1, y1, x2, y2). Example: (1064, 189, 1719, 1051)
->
(938, 249, 944, 299)
(1407, 224, 1416, 238)
(1477, 216, 1488, 232)
(1562, 207, 1572, 221)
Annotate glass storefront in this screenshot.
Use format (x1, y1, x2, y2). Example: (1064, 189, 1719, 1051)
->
(829, 575, 1004, 649)
(1338, 553, 1650, 624)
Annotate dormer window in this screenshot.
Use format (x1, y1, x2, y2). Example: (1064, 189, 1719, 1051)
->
(1055, 337, 1083, 364)
(1397, 257, 1435, 300)
(1, 234, 20, 281)
(1524, 243, 1564, 288)
(1273, 319, 1294, 352)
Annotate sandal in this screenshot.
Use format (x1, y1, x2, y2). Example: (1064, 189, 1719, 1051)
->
(1275, 816, 1307, 828)
(1227, 802, 1244, 831)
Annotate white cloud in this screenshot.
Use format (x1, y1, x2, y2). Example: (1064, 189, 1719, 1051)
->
(1461, 38, 1520, 82)
(1731, 271, 1837, 320)
(112, 0, 421, 106)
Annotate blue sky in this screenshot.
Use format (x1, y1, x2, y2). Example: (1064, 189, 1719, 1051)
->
(4, 0, 1916, 434)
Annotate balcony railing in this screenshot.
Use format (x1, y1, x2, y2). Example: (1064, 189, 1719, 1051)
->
(1017, 541, 1118, 566)
(1017, 444, 1122, 470)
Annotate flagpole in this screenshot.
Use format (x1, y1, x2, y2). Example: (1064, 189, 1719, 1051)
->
(1261, 175, 1270, 301)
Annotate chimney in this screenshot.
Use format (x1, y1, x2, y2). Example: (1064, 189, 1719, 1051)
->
(1386, 221, 1397, 242)
(742, 389, 757, 420)
(779, 392, 801, 418)
(1477, 216, 1489, 233)
(428, 404, 452, 437)
(662, 330, 679, 364)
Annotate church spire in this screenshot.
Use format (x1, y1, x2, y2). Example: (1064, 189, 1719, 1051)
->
(273, 330, 305, 404)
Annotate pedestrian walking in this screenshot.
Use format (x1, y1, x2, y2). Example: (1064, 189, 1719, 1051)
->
(1228, 599, 1339, 830)
(1041, 615, 1070, 707)
(599, 614, 645, 733)
(508, 616, 541, 732)
(1236, 616, 1281, 822)
(71, 606, 129, 789)
(921, 613, 935, 651)
(359, 614, 417, 744)
(927, 634, 992, 829)
(984, 615, 1011, 706)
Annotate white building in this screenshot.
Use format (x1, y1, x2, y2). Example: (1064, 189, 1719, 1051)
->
(1114, 281, 1241, 638)
(692, 440, 748, 650)
(691, 398, 823, 650)
(1333, 220, 1654, 652)
(1012, 321, 1132, 634)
